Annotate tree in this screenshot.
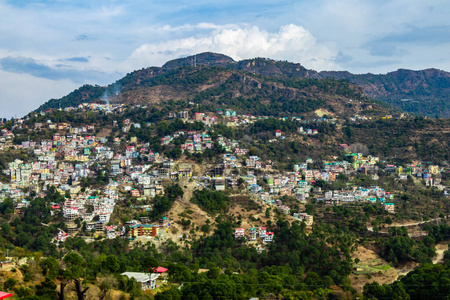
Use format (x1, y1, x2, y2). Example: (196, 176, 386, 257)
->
(103, 255, 120, 273)
(3, 278, 17, 291)
(35, 277, 57, 300)
(155, 285, 182, 300)
(41, 257, 60, 279)
(62, 252, 89, 300)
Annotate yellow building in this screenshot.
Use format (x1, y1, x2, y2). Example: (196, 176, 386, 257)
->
(128, 224, 159, 238)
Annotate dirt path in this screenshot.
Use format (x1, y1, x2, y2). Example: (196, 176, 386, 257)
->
(433, 242, 449, 264)
(367, 217, 443, 232)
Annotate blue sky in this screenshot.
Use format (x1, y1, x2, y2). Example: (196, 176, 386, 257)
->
(1, 0, 450, 118)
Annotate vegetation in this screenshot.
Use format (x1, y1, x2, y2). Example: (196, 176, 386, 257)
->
(149, 184, 184, 221)
(364, 262, 450, 299)
(190, 189, 230, 215)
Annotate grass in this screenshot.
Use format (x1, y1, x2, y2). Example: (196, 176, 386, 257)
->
(354, 259, 391, 275)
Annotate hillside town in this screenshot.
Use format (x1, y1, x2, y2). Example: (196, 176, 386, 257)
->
(0, 104, 448, 257)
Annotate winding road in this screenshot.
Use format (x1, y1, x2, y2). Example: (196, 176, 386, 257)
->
(367, 217, 444, 236)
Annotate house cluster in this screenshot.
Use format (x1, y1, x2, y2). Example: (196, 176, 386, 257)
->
(160, 128, 252, 155)
(297, 127, 319, 135)
(234, 226, 274, 244)
(1, 105, 449, 247)
(293, 212, 314, 225)
(178, 132, 214, 152)
(216, 152, 399, 215)
(169, 110, 220, 126)
(385, 163, 445, 189)
(315, 187, 395, 213)
(0, 128, 14, 144)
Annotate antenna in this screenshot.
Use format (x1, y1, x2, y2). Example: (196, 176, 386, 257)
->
(194, 55, 197, 68)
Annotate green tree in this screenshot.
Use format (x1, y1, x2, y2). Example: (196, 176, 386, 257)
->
(63, 252, 88, 300)
(35, 277, 57, 300)
(41, 257, 60, 279)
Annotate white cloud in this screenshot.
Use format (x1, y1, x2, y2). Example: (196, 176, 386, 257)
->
(2, 0, 450, 118)
(157, 23, 230, 32)
(129, 24, 337, 71)
(0, 70, 78, 118)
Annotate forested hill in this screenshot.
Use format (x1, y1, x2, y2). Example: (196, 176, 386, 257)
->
(320, 68, 450, 117)
(36, 52, 450, 117)
(36, 54, 391, 118)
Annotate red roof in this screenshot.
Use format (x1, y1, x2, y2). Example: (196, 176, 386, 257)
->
(154, 266, 168, 273)
(0, 292, 13, 299)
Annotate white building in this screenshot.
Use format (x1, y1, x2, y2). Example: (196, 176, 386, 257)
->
(121, 272, 159, 290)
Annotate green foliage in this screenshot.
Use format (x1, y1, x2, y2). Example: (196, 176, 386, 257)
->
(380, 227, 436, 265)
(149, 184, 184, 221)
(190, 189, 230, 215)
(364, 263, 450, 300)
(425, 224, 450, 243)
(117, 275, 142, 298)
(0, 195, 61, 256)
(40, 257, 60, 279)
(36, 84, 104, 112)
(342, 118, 450, 161)
(156, 119, 204, 138)
(324, 68, 450, 117)
(3, 278, 17, 291)
(155, 285, 183, 300)
(35, 277, 57, 300)
(63, 252, 86, 280)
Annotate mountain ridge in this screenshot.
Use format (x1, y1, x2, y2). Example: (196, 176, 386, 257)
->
(36, 52, 450, 117)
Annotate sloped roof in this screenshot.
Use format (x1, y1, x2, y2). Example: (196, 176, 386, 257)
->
(0, 292, 13, 299)
(154, 266, 168, 273)
(121, 272, 159, 283)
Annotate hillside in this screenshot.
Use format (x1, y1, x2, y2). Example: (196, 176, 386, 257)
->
(320, 68, 450, 117)
(36, 53, 391, 118)
(3, 82, 450, 299)
(35, 52, 450, 117)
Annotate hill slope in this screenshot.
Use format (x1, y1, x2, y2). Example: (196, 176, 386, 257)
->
(35, 52, 450, 117)
(320, 68, 450, 117)
(35, 53, 391, 118)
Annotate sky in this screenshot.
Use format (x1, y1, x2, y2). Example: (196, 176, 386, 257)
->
(1, 0, 450, 118)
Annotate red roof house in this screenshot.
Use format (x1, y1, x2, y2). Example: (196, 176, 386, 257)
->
(0, 292, 13, 299)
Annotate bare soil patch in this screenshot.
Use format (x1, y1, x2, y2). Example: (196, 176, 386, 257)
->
(349, 245, 399, 293)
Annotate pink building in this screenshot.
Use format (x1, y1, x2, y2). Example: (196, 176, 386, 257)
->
(235, 228, 245, 238)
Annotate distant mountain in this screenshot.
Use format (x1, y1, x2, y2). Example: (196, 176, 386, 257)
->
(35, 52, 450, 117)
(112, 61, 381, 118)
(320, 68, 450, 117)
